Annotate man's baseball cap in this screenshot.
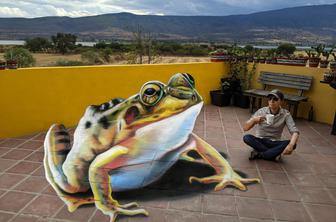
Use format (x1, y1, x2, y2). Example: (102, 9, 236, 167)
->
(267, 89, 284, 100)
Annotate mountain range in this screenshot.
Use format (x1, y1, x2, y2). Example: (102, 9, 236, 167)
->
(0, 4, 335, 44)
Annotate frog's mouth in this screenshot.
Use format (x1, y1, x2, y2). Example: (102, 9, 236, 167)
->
(124, 106, 140, 124)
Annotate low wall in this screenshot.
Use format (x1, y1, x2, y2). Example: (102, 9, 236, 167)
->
(1, 62, 334, 138)
(0, 62, 227, 138)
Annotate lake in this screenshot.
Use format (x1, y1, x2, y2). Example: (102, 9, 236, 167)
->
(0, 40, 96, 47)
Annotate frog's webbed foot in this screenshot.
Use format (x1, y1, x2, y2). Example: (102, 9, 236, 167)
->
(189, 173, 260, 191)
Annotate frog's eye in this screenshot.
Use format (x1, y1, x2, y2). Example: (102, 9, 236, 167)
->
(140, 82, 164, 106)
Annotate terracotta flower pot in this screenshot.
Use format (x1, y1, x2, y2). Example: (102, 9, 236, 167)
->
(0, 61, 6, 70)
(308, 58, 320, 67)
(323, 72, 335, 83)
(276, 58, 307, 66)
(319, 60, 329, 68)
(210, 53, 232, 62)
(6, 60, 18, 69)
(330, 62, 336, 71)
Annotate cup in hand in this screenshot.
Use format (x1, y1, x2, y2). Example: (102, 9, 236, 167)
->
(265, 114, 274, 125)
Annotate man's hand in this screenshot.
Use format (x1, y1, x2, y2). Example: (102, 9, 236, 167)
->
(243, 115, 266, 131)
(282, 144, 295, 155)
(253, 116, 266, 124)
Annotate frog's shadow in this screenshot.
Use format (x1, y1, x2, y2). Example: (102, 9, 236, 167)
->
(114, 152, 245, 202)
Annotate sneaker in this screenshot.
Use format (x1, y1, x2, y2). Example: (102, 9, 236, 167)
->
(249, 150, 261, 160)
(275, 154, 282, 162)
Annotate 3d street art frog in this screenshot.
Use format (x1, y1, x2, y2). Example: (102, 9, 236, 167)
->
(44, 73, 260, 221)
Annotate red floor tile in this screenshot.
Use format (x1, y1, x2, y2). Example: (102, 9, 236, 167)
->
(203, 194, 236, 215)
(0, 139, 26, 148)
(54, 205, 96, 221)
(17, 141, 43, 150)
(6, 161, 41, 174)
(236, 197, 273, 220)
(305, 203, 336, 222)
(14, 176, 49, 193)
(0, 212, 15, 222)
(0, 158, 18, 172)
(21, 194, 64, 217)
(0, 191, 35, 212)
(2, 149, 34, 160)
(0, 173, 27, 189)
(271, 200, 311, 222)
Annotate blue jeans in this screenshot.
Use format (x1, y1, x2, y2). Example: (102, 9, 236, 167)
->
(243, 134, 296, 160)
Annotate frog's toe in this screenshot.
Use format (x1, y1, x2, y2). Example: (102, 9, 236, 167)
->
(189, 175, 222, 184)
(65, 196, 95, 212)
(118, 202, 139, 208)
(214, 179, 246, 191)
(116, 206, 149, 216)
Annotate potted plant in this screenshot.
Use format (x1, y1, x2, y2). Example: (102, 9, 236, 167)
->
(323, 70, 336, 83)
(209, 49, 232, 62)
(226, 59, 256, 108)
(234, 62, 256, 108)
(306, 46, 322, 67)
(265, 49, 277, 64)
(6, 60, 18, 69)
(243, 45, 254, 63)
(210, 79, 232, 106)
(330, 52, 336, 71)
(0, 60, 6, 70)
(320, 46, 334, 68)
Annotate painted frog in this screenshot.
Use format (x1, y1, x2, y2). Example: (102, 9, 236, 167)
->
(44, 73, 259, 221)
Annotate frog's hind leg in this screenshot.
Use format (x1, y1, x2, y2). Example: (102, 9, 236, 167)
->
(89, 145, 148, 222)
(44, 124, 95, 212)
(187, 133, 260, 191)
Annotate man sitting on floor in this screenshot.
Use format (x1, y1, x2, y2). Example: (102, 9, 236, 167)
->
(243, 89, 300, 161)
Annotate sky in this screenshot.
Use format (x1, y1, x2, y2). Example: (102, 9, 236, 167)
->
(0, 0, 335, 18)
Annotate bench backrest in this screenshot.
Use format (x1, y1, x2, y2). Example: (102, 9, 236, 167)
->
(259, 72, 313, 95)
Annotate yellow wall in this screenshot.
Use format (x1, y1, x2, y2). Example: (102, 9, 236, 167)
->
(0, 62, 228, 138)
(251, 64, 336, 124)
(1, 62, 335, 138)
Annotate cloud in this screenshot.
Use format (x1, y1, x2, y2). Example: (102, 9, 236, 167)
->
(0, 0, 335, 18)
(0, 6, 28, 17)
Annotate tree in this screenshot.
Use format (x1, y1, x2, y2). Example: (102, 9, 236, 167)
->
(277, 43, 296, 57)
(4, 47, 35, 67)
(94, 41, 108, 49)
(51, 33, 77, 54)
(25, 37, 52, 52)
(129, 25, 158, 64)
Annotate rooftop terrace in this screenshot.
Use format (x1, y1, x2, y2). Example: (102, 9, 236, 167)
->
(0, 105, 335, 222)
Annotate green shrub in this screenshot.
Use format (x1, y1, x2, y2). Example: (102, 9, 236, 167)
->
(277, 43, 296, 57)
(4, 47, 35, 67)
(81, 50, 104, 64)
(55, 59, 85, 66)
(25, 37, 52, 52)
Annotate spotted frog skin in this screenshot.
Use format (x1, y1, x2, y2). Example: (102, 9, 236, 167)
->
(44, 73, 259, 221)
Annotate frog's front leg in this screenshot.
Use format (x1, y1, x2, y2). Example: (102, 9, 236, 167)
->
(188, 133, 260, 191)
(89, 145, 148, 222)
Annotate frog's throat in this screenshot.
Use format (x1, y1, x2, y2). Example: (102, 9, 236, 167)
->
(134, 102, 203, 138)
(126, 101, 203, 130)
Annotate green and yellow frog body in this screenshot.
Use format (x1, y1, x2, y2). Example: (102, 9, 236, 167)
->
(44, 73, 259, 222)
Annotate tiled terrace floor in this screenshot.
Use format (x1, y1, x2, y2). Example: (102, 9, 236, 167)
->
(0, 105, 336, 222)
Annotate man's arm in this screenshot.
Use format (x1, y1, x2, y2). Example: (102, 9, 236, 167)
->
(282, 132, 299, 155)
(243, 116, 265, 131)
(282, 112, 300, 155)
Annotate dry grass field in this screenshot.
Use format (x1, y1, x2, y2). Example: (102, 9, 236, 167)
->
(0, 53, 210, 67)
